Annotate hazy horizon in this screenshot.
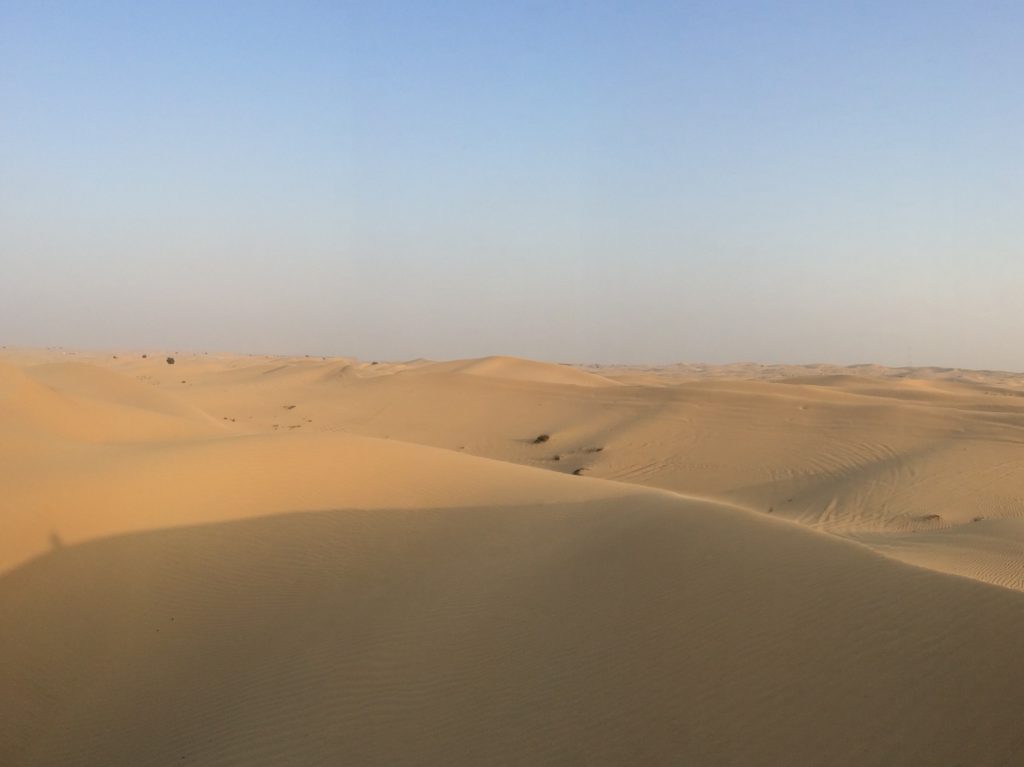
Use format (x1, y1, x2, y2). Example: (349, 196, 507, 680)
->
(5, 341, 1016, 375)
(3, 2, 1022, 369)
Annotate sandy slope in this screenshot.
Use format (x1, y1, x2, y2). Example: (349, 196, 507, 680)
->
(3, 348, 1024, 765)
(6, 347, 1024, 585)
(7, 493, 1024, 766)
(167, 353, 1021, 590)
(1, 429, 639, 575)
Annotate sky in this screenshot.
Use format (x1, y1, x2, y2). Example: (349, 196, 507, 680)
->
(2, 1, 1023, 368)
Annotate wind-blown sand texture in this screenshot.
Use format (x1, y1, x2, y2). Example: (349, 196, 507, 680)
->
(3, 348, 1024, 765)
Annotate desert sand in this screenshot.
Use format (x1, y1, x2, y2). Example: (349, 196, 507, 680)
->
(3, 347, 1024, 765)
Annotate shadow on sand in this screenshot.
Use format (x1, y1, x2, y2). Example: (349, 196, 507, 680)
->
(3, 501, 1024, 765)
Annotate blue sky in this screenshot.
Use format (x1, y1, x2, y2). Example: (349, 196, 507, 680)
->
(2, 2, 1022, 367)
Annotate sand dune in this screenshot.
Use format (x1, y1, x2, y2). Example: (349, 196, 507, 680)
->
(3, 349, 1024, 764)
(224, 359, 1023, 587)
(0, 361, 220, 443)
(1, 428, 645, 574)
(6, 496, 1024, 766)
(414, 354, 623, 387)
(7, 350, 1023, 585)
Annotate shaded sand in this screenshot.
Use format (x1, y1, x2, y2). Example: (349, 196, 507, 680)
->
(6, 496, 1024, 766)
(3, 348, 1024, 764)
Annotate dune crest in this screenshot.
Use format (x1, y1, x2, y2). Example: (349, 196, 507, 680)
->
(416, 355, 623, 387)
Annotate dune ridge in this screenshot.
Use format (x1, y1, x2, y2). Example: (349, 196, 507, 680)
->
(410, 354, 623, 387)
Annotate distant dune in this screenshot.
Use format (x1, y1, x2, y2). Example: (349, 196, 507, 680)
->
(3, 348, 1024, 765)
(413, 354, 623, 387)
